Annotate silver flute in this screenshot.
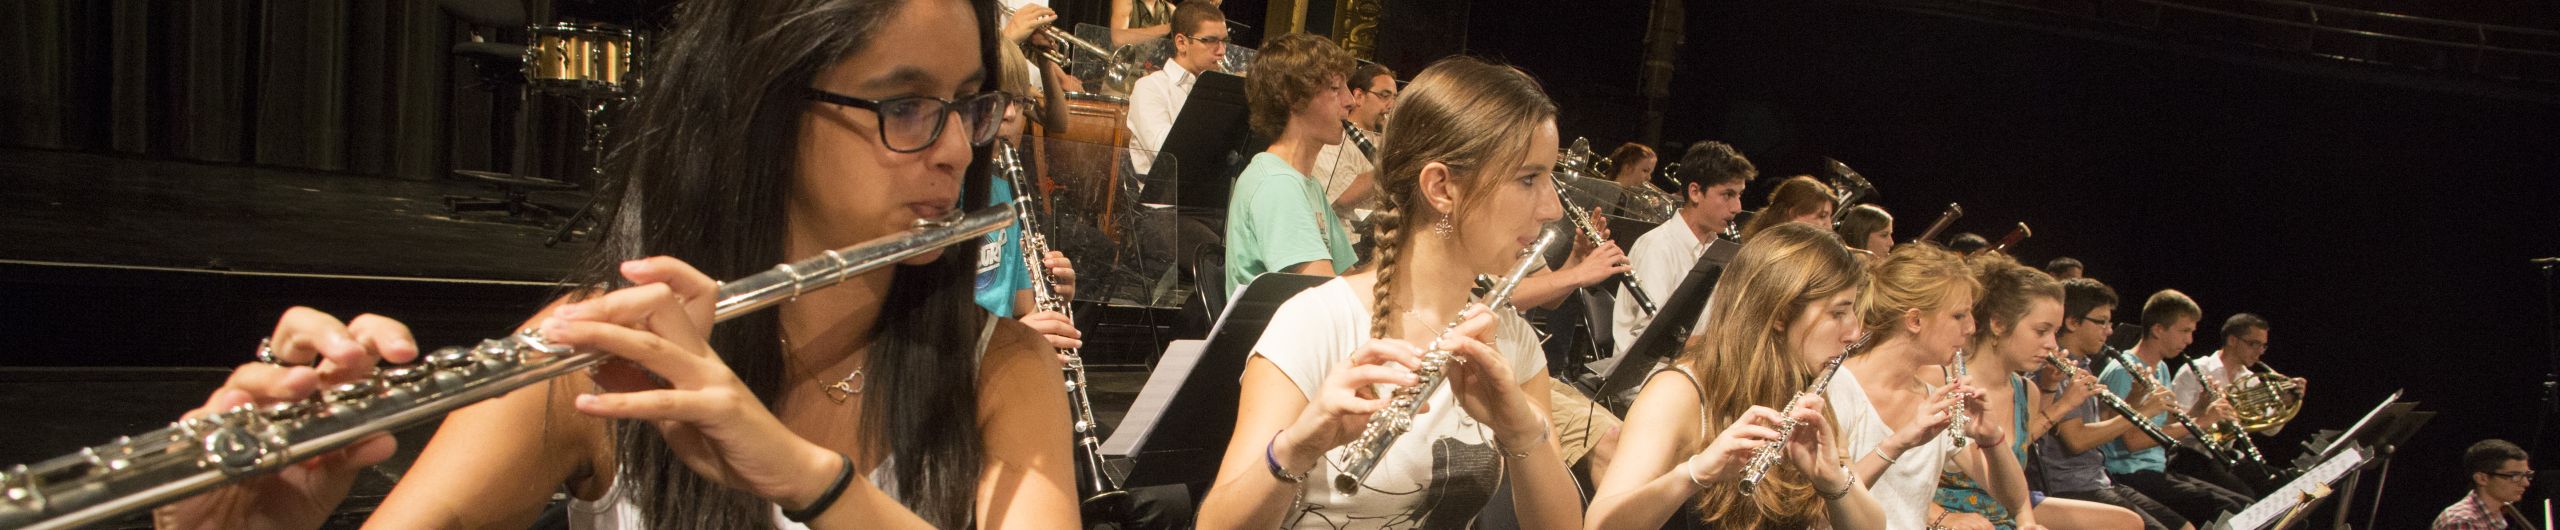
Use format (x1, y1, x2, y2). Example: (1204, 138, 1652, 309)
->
(993, 141, 1128, 514)
(1736, 332, 1869, 496)
(1333, 226, 1564, 493)
(0, 205, 1013, 530)
(1945, 348, 1973, 449)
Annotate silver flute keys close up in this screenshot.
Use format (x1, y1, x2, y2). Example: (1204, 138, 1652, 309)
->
(1736, 332, 1868, 496)
(0, 204, 1014, 530)
(1332, 226, 1565, 493)
(1946, 348, 1973, 449)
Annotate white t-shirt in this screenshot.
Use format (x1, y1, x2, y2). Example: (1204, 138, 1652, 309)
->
(1828, 367, 1957, 530)
(1252, 277, 1549, 529)
(1602, 217, 1710, 374)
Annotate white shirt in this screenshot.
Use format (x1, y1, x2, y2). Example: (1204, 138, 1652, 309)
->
(1829, 368, 1958, 530)
(1600, 217, 1710, 374)
(2170, 351, 2284, 435)
(1252, 278, 1548, 529)
(1309, 126, 1378, 239)
(1126, 60, 1197, 175)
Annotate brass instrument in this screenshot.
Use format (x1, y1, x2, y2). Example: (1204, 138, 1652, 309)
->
(1003, 3, 1113, 66)
(1821, 158, 1877, 223)
(1737, 332, 1869, 495)
(2192, 372, 2274, 472)
(2103, 349, 2241, 467)
(1555, 138, 1680, 225)
(995, 142, 1128, 517)
(2227, 362, 2304, 433)
(1553, 174, 1655, 317)
(1912, 203, 1964, 245)
(1987, 223, 2031, 254)
(1334, 226, 1566, 492)
(2042, 351, 2178, 448)
(0, 205, 1015, 530)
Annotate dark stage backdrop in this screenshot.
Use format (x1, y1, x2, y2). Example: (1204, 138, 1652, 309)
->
(1457, 1, 2559, 527)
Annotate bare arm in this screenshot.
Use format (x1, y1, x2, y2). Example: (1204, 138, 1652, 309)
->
(1197, 358, 1330, 530)
(955, 321, 1083, 530)
(1586, 371, 1710, 530)
(1505, 372, 1584, 530)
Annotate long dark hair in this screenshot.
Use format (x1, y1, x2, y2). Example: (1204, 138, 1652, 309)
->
(570, 0, 1000, 527)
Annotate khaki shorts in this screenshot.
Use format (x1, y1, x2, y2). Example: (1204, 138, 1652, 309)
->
(1548, 383, 1623, 465)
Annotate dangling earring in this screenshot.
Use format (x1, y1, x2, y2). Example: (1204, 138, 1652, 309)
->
(1432, 213, 1454, 237)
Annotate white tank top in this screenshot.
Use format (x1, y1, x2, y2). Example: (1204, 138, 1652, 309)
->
(569, 319, 998, 529)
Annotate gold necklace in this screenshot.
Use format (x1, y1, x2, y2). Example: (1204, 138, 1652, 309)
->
(782, 330, 865, 404)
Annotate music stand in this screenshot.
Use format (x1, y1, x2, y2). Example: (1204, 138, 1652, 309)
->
(1153, 71, 1251, 212)
(1105, 272, 1326, 499)
(1594, 239, 1743, 409)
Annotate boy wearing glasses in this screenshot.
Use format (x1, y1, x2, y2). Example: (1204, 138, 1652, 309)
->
(2170, 313, 2306, 437)
(2038, 278, 2194, 530)
(2437, 439, 2536, 530)
(1126, 2, 1229, 175)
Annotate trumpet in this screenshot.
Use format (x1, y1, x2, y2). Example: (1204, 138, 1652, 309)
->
(0, 206, 1014, 530)
(1553, 174, 1655, 317)
(1004, 3, 1112, 66)
(2102, 349, 2241, 467)
(1737, 332, 1869, 496)
(1334, 226, 1565, 492)
(994, 142, 1128, 517)
(2041, 351, 2178, 448)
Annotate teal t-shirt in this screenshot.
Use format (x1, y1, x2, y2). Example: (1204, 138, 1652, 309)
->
(1224, 152, 1357, 295)
(974, 177, 1028, 317)
(2097, 354, 2173, 475)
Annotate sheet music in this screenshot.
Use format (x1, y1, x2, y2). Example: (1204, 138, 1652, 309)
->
(2220, 446, 2368, 530)
(1101, 340, 1205, 456)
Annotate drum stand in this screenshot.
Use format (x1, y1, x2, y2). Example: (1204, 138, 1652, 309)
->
(546, 95, 618, 247)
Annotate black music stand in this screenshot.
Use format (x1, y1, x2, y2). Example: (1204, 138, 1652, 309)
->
(1594, 239, 1743, 411)
(1106, 272, 1326, 499)
(1152, 71, 1251, 213)
(2206, 391, 2424, 530)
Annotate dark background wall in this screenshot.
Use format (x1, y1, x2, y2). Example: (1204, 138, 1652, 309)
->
(1454, 1, 2560, 527)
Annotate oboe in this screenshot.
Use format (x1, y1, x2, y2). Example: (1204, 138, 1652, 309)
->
(0, 206, 1014, 530)
(1912, 203, 1964, 245)
(994, 142, 1128, 516)
(1735, 334, 1862, 496)
(1333, 226, 1565, 492)
(1552, 174, 1656, 317)
(2042, 351, 2178, 448)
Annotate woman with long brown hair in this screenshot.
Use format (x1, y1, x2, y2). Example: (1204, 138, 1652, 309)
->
(1197, 56, 1583, 530)
(152, 1, 1081, 528)
(1588, 222, 1886, 530)
(1736, 175, 1835, 241)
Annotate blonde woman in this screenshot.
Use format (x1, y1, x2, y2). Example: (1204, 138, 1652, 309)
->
(1832, 243, 1999, 530)
(1197, 56, 1583, 530)
(1588, 222, 1886, 530)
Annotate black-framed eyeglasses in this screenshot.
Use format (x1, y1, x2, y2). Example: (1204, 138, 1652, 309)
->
(2491, 470, 2536, 482)
(2076, 316, 2112, 328)
(1178, 33, 1229, 46)
(805, 89, 1010, 153)
(2235, 337, 2268, 349)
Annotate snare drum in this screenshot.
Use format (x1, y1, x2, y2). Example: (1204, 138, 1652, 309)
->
(525, 23, 637, 96)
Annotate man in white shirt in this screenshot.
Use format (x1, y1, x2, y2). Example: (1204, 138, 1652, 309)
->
(2169, 312, 2303, 433)
(1124, 3, 1227, 175)
(1598, 140, 1752, 374)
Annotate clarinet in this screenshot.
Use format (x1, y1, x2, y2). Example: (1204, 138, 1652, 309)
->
(1333, 226, 1566, 492)
(1342, 120, 1380, 161)
(2102, 349, 2239, 466)
(1552, 175, 1656, 317)
(0, 205, 1015, 530)
(993, 142, 1129, 516)
(2042, 351, 2179, 449)
(1735, 333, 1864, 496)
(2193, 371, 2274, 471)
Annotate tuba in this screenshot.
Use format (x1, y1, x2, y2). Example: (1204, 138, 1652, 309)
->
(1820, 158, 1877, 223)
(2225, 363, 2304, 433)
